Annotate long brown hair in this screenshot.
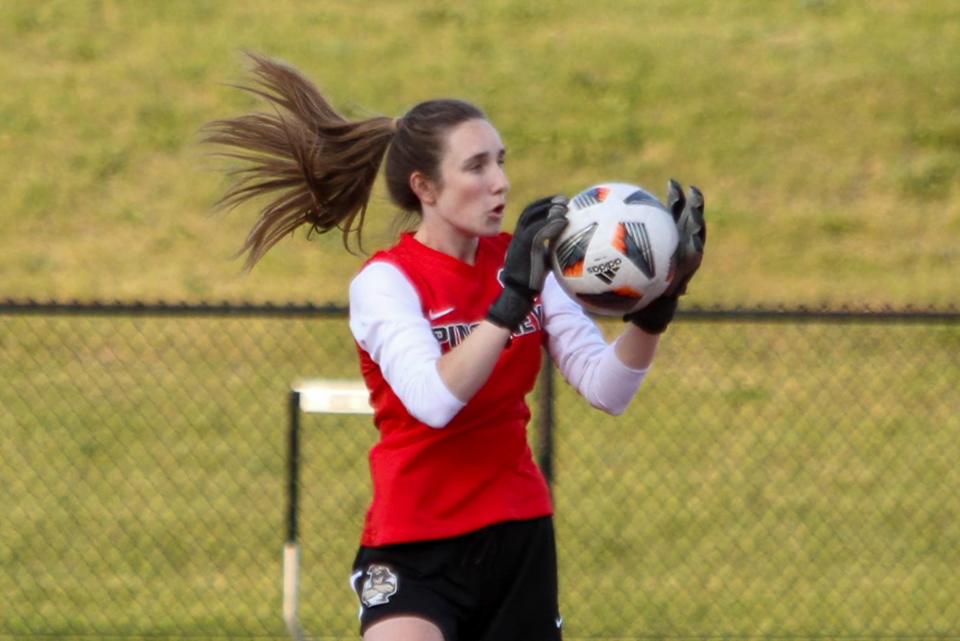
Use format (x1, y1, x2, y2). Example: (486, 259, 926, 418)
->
(202, 52, 485, 269)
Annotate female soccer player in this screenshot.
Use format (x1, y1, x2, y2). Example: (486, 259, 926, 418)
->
(205, 53, 705, 641)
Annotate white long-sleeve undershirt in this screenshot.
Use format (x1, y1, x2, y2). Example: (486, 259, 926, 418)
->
(349, 262, 648, 428)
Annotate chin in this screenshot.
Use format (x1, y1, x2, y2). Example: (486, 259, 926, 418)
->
(479, 220, 503, 237)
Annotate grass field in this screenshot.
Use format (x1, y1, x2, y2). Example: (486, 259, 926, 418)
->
(1, 0, 958, 306)
(2, 1, 959, 640)
(2, 314, 958, 639)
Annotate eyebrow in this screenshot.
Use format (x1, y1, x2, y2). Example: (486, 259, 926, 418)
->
(461, 147, 506, 167)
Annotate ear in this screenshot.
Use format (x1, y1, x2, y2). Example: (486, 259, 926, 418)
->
(410, 171, 438, 206)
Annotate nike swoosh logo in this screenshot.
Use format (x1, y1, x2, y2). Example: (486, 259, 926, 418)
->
(428, 307, 455, 321)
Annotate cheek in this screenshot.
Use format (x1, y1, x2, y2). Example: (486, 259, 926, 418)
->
(443, 174, 483, 205)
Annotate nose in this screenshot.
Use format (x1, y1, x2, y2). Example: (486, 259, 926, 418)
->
(492, 163, 510, 195)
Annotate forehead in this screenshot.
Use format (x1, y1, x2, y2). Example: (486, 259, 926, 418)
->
(441, 118, 504, 161)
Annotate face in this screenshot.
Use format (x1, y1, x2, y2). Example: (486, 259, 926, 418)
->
(419, 118, 510, 240)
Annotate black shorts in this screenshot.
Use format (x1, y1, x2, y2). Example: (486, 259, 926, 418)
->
(350, 516, 562, 641)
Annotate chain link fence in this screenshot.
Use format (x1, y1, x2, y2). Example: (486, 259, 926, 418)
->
(2, 302, 958, 640)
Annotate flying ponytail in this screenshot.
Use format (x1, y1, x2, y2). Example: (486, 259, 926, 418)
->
(203, 52, 486, 269)
(202, 52, 395, 268)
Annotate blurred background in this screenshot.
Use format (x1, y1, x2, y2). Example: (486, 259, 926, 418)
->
(1, 1, 958, 640)
(2, 0, 958, 307)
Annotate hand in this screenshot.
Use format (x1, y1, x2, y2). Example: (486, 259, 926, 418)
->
(623, 296, 678, 335)
(663, 179, 706, 298)
(487, 195, 568, 330)
(624, 180, 706, 334)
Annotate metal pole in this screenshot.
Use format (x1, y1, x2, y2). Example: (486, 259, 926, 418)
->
(537, 353, 555, 488)
(283, 390, 306, 641)
(286, 391, 301, 545)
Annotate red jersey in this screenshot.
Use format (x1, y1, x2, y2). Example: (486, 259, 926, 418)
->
(354, 233, 553, 546)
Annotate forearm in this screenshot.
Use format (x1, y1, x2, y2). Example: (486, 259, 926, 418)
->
(614, 323, 661, 370)
(437, 320, 512, 402)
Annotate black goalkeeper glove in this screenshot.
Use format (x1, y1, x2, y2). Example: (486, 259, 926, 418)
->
(663, 178, 706, 298)
(625, 179, 706, 334)
(487, 195, 569, 331)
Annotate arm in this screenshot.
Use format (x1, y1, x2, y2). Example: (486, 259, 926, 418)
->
(614, 323, 660, 370)
(436, 322, 511, 402)
(542, 275, 650, 415)
(349, 262, 468, 428)
(349, 197, 568, 426)
(443, 195, 567, 401)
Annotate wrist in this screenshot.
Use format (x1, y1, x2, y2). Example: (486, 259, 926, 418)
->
(486, 285, 534, 331)
(624, 296, 678, 335)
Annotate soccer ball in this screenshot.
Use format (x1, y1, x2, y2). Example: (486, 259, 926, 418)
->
(550, 182, 679, 316)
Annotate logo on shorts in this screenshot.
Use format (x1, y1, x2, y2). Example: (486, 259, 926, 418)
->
(360, 564, 398, 607)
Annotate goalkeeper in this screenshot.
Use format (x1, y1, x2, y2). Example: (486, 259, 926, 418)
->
(205, 53, 705, 641)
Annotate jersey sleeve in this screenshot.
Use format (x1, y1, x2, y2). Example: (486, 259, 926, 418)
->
(541, 273, 648, 415)
(349, 261, 466, 428)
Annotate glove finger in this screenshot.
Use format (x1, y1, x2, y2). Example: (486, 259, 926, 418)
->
(677, 225, 704, 271)
(518, 195, 558, 227)
(688, 186, 706, 246)
(529, 215, 569, 290)
(676, 196, 705, 247)
(537, 197, 569, 248)
(536, 215, 568, 247)
(528, 195, 557, 211)
(682, 245, 703, 275)
(544, 196, 568, 218)
(688, 186, 704, 214)
(527, 252, 548, 291)
(674, 239, 703, 295)
(678, 208, 704, 245)
(667, 179, 685, 223)
(547, 196, 568, 224)
(690, 232, 704, 257)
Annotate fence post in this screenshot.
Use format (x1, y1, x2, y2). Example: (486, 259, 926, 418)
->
(283, 390, 305, 641)
(537, 353, 555, 488)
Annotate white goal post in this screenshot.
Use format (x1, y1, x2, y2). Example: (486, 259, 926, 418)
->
(284, 379, 373, 641)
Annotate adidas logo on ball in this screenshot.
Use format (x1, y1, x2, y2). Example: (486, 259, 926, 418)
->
(586, 257, 622, 284)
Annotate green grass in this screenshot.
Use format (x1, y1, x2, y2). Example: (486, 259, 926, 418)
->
(2, 2, 959, 639)
(554, 320, 960, 636)
(2, 315, 958, 639)
(1, 0, 958, 306)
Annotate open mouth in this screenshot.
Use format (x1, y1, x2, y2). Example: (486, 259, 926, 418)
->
(491, 204, 505, 216)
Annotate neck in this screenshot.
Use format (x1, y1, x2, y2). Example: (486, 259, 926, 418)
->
(414, 221, 479, 265)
